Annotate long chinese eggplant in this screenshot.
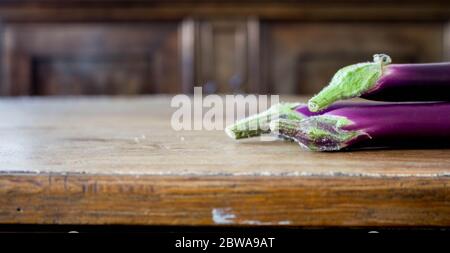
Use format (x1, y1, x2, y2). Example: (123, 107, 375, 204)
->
(270, 102, 450, 151)
(307, 54, 450, 112)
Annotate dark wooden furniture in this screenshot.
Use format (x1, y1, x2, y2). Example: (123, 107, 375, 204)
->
(0, 96, 449, 226)
(0, 0, 450, 96)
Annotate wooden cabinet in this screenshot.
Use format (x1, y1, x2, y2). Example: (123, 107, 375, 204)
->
(0, 1, 449, 96)
(1, 23, 182, 95)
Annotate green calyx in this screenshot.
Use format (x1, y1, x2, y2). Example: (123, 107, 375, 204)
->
(225, 102, 303, 140)
(308, 54, 391, 112)
(269, 115, 366, 151)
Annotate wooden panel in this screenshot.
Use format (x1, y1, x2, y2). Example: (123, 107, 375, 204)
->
(262, 22, 444, 94)
(444, 22, 450, 61)
(1, 23, 182, 96)
(192, 19, 261, 94)
(34, 56, 154, 95)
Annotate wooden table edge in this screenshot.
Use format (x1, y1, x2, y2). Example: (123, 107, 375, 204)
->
(0, 173, 449, 226)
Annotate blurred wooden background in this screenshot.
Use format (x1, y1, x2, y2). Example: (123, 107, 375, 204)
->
(0, 0, 449, 96)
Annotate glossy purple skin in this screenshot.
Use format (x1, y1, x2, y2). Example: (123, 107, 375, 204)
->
(362, 63, 450, 101)
(325, 102, 450, 148)
(294, 102, 368, 117)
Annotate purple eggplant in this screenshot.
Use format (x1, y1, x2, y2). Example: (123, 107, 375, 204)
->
(308, 54, 450, 112)
(270, 102, 450, 151)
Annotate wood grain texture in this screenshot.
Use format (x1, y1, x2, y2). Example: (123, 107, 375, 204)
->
(1, 175, 449, 226)
(1, 96, 449, 176)
(0, 96, 449, 226)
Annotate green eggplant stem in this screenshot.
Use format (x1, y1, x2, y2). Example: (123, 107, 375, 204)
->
(308, 54, 391, 112)
(225, 102, 302, 140)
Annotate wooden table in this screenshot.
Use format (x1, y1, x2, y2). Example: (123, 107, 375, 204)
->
(0, 96, 449, 226)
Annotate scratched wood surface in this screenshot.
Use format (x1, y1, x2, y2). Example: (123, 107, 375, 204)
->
(0, 96, 449, 226)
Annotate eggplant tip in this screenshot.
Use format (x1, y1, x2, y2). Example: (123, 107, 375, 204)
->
(307, 100, 320, 112)
(224, 126, 237, 139)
